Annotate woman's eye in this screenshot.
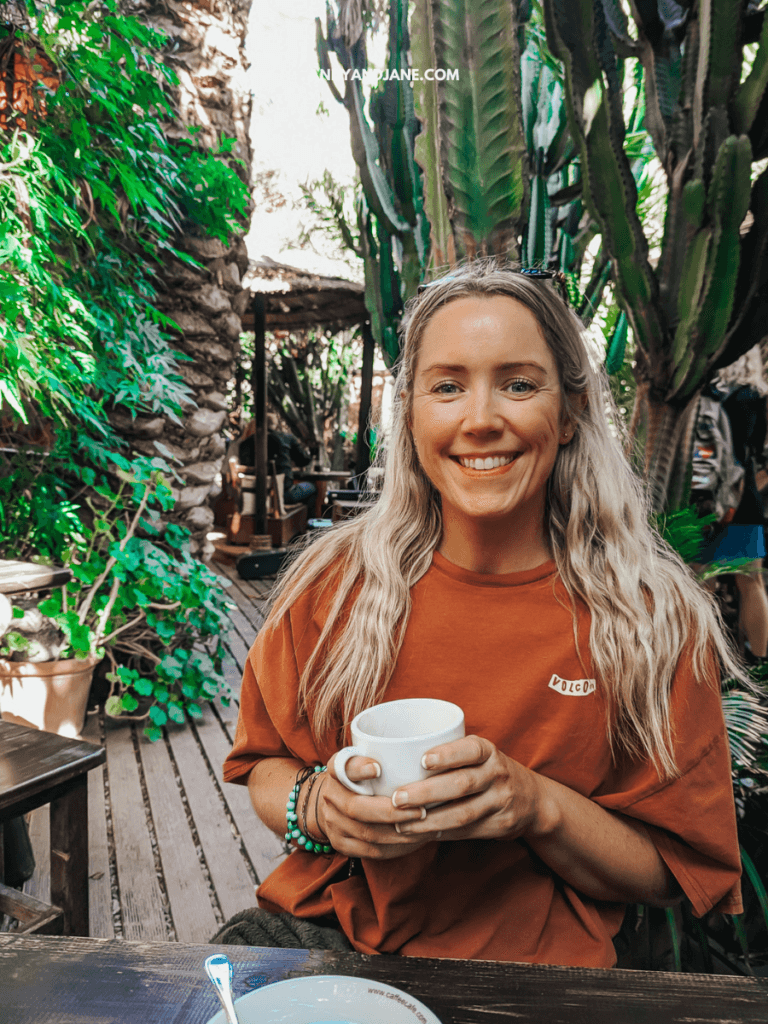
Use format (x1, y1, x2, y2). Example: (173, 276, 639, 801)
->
(434, 381, 461, 394)
(506, 378, 536, 395)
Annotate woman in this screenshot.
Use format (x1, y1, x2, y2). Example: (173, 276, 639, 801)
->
(221, 261, 744, 968)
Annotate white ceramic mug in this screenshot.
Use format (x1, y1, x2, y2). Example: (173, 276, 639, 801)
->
(334, 698, 465, 797)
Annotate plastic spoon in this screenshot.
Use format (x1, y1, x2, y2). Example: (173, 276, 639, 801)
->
(204, 954, 241, 1024)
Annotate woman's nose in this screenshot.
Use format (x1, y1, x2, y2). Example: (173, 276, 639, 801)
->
(462, 389, 504, 433)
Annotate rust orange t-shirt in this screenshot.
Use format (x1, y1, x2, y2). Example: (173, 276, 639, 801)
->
(223, 551, 743, 967)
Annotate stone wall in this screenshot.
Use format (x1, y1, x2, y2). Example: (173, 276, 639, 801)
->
(118, 0, 254, 555)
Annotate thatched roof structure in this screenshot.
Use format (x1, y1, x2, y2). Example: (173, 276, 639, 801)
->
(241, 258, 367, 332)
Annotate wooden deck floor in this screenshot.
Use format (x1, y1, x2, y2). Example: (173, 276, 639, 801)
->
(23, 560, 287, 942)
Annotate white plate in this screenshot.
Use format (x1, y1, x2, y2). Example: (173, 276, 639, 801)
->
(204, 974, 443, 1024)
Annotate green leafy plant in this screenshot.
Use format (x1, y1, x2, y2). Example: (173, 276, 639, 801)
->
(0, 466, 232, 740)
(0, 1, 247, 738)
(1, 0, 248, 452)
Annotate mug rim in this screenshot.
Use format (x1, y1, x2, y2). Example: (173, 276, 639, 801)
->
(351, 698, 464, 743)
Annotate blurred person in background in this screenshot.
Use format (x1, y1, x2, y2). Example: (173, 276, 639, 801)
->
(240, 413, 318, 518)
(693, 344, 768, 662)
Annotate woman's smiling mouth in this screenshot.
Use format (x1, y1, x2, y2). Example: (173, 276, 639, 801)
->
(452, 453, 521, 471)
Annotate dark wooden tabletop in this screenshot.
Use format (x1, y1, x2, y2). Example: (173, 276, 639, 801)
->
(0, 560, 71, 595)
(294, 469, 352, 480)
(0, 720, 105, 818)
(0, 935, 765, 1024)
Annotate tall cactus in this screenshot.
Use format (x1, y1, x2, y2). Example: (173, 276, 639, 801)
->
(411, 0, 528, 264)
(410, 0, 624, 319)
(544, 0, 768, 511)
(316, 0, 429, 367)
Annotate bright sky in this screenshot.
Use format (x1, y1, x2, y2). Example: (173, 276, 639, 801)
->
(245, 0, 364, 278)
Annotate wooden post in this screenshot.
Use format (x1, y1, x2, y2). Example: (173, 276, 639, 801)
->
(50, 775, 88, 936)
(355, 320, 375, 483)
(251, 294, 268, 537)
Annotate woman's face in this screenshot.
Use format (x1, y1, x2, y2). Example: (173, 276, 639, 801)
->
(410, 294, 568, 530)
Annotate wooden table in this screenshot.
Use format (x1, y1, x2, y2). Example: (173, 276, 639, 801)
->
(0, 934, 765, 1024)
(0, 721, 105, 936)
(293, 469, 352, 519)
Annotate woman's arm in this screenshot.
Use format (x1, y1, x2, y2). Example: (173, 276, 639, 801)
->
(247, 757, 304, 838)
(524, 774, 682, 906)
(390, 736, 682, 907)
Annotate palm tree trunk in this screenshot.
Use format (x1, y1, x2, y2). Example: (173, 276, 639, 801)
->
(118, 0, 254, 555)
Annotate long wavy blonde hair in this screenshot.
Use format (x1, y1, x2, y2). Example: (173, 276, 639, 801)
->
(263, 260, 746, 778)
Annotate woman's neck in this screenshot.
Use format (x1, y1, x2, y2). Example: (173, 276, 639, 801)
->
(437, 506, 552, 575)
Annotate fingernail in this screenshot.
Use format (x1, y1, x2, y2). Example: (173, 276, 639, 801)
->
(397, 824, 412, 835)
(421, 754, 437, 769)
(364, 763, 381, 779)
(419, 806, 427, 820)
(392, 790, 408, 807)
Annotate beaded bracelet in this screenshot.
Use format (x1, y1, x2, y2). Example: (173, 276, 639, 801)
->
(285, 765, 334, 855)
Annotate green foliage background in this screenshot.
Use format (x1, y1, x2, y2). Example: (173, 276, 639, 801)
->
(0, 0, 250, 735)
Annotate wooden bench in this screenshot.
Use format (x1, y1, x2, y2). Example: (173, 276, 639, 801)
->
(223, 460, 308, 547)
(332, 499, 377, 523)
(0, 720, 105, 935)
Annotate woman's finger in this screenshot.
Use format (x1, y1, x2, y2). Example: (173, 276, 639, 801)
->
(391, 761, 493, 810)
(326, 751, 380, 783)
(320, 770, 427, 826)
(421, 734, 493, 772)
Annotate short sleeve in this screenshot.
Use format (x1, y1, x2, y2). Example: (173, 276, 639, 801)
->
(222, 601, 324, 785)
(593, 646, 743, 917)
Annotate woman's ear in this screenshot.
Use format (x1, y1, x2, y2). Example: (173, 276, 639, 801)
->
(560, 392, 588, 445)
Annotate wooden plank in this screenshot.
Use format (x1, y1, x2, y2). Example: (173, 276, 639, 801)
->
(165, 720, 258, 923)
(211, 692, 240, 737)
(104, 721, 167, 941)
(229, 603, 262, 652)
(0, 560, 71, 595)
(222, 612, 253, 669)
(81, 714, 113, 940)
(192, 704, 286, 886)
(138, 732, 219, 944)
(25, 804, 50, 905)
(215, 562, 271, 616)
(220, 650, 244, 703)
(0, 882, 62, 933)
(234, 578, 271, 617)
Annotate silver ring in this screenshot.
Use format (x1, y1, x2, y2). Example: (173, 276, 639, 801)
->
(435, 830, 443, 840)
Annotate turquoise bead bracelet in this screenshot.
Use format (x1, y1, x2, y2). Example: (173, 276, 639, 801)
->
(285, 765, 333, 855)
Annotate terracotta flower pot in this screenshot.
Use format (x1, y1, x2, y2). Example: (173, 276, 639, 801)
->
(0, 654, 101, 737)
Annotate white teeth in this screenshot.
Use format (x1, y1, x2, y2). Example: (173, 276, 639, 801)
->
(458, 454, 516, 470)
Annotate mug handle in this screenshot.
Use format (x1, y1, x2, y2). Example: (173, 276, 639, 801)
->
(334, 746, 375, 796)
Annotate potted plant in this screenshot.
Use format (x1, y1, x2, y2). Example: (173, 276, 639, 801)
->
(0, 466, 233, 739)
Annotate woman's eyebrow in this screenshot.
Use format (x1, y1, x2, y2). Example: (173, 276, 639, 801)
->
(420, 360, 548, 375)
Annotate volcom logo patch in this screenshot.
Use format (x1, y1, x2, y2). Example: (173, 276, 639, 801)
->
(548, 674, 596, 696)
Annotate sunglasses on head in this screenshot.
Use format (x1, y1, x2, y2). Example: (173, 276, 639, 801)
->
(417, 267, 570, 305)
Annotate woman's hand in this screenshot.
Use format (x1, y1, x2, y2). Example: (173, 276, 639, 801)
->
(380, 736, 682, 906)
(383, 735, 553, 842)
(315, 752, 445, 859)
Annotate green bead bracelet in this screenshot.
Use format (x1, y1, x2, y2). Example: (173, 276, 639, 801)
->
(284, 765, 333, 855)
